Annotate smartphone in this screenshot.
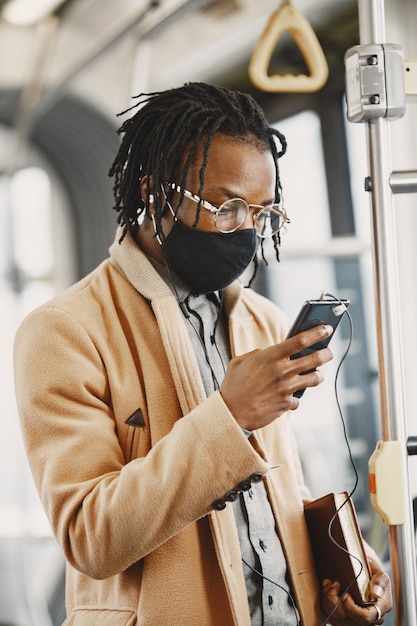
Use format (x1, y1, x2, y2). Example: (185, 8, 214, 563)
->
(287, 298, 350, 397)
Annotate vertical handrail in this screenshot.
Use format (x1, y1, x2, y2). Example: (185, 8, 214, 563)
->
(357, 1, 417, 623)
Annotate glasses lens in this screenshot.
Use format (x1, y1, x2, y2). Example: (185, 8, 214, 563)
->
(255, 205, 287, 238)
(215, 199, 248, 233)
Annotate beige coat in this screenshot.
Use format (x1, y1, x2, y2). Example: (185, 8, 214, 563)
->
(14, 228, 324, 625)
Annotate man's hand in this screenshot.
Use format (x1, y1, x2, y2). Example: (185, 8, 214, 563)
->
(321, 559, 392, 625)
(220, 324, 334, 430)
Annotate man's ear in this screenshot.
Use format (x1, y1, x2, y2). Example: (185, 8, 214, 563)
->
(140, 176, 155, 210)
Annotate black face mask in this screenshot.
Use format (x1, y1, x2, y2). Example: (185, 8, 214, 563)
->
(160, 220, 258, 295)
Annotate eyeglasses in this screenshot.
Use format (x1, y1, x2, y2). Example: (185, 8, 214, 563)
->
(166, 182, 290, 238)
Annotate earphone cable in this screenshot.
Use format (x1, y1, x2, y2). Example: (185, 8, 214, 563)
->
(241, 557, 301, 626)
(182, 295, 222, 391)
(320, 293, 363, 625)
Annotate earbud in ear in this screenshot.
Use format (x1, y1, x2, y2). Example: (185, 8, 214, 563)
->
(149, 194, 154, 204)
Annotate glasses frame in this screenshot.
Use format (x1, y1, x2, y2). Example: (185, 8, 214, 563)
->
(166, 182, 290, 238)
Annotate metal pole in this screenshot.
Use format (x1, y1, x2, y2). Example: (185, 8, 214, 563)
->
(358, 1, 417, 623)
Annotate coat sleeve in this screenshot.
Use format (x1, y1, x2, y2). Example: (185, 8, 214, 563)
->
(14, 306, 269, 580)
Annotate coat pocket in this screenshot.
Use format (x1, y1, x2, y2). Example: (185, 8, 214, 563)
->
(64, 609, 136, 625)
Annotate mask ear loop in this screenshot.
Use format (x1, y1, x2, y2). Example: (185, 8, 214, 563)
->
(148, 189, 167, 245)
(149, 186, 177, 247)
(150, 214, 163, 245)
(150, 185, 192, 308)
(160, 183, 178, 221)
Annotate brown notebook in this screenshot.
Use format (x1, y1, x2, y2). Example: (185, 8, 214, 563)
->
(304, 491, 373, 606)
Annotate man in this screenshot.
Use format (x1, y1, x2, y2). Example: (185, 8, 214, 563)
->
(14, 82, 391, 625)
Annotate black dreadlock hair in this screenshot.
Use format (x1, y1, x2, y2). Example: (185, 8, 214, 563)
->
(108, 82, 287, 274)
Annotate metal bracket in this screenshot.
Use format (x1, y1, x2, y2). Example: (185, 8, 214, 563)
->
(344, 43, 406, 123)
(407, 436, 417, 456)
(404, 59, 417, 96)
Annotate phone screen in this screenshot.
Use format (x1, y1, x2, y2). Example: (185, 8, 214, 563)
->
(287, 299, 350, 359)
(286, 298, 350, 397)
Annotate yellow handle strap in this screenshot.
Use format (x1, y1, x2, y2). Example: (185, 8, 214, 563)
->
(249, 2, 329, 93)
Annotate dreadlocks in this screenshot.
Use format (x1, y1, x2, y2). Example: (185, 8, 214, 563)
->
(108, 82, 287, 267)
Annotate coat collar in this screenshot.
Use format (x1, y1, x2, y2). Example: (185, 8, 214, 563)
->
(109, 226, 244, 316)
